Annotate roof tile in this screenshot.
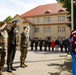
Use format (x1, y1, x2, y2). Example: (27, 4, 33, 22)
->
(21, 3, 64, 17)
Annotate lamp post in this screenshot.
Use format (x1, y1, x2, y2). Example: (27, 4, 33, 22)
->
(71, 0, 74, 30)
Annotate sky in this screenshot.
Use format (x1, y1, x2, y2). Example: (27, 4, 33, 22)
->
(0, 0, 57, 21)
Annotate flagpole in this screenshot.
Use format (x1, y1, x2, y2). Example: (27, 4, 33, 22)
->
(71, 0, 74, 30)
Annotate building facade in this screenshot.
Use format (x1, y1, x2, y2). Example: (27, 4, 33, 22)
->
(9, 3, 70, 41)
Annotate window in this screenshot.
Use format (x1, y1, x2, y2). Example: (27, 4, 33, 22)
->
(37, 18, 40, 23)
(34, 28, 39, 32)
(58, 27, 61, 32)
(47, 27, 51, 32)
(44, 27, 47, 32)
(43, 27, 51, 32)
(44, 17, 51, 22)
(44, 18, 47, 22)
(62, 16, 65, 21)
(58, 27, 66, 32)
(58, 16, 66, 22)
(58, 9, 65, 12)
(48, 17, 51, 22)
(44, 10, 51, 14)
(58, 16, 61, 22)
(62, 27, 66, 32)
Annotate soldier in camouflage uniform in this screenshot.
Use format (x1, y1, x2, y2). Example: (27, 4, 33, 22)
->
(0, 22, 8, 75)
(6, 20, 19, 72)
(20, 26, 30, 68)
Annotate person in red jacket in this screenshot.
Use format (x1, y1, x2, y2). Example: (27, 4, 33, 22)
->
(70, 29, 76, 54)
(51, 40, 55, 52)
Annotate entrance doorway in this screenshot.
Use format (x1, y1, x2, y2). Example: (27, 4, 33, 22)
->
(47, 36, 51, 40)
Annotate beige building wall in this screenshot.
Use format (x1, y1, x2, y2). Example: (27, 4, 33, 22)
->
(34, 25, 51, 39)
(31, 13, 70, 40)
(28, 13, 68, 24)
(51, 25, 58, 40)
(43, 26, 51, 38)
(26, 17, 34, 24)
(66, 26, 70, 38)
(10, 12, 70, 41)
(34, 24, 70, 40)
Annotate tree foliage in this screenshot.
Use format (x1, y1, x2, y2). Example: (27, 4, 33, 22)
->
(56, 0, 76, 29)
(3, 16, 12, 23)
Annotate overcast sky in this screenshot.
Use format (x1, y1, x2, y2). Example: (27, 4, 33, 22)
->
(0, 0, 57, 21)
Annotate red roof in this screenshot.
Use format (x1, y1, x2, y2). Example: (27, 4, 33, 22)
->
(21, 3, 65, 17)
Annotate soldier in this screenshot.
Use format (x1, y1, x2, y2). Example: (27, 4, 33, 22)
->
(20, 26, 30, 68)
(0, 22, 8, 75)
(6, 20, 19, 72)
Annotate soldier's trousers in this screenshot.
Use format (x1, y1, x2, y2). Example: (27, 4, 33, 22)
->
(7, 44, 16, 65)
(0, 51, 6, 71)
(20, 47, 27, 64)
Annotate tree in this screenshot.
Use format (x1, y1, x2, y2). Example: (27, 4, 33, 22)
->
(3, 16, 12, 23)
(56, 0, 76, 29)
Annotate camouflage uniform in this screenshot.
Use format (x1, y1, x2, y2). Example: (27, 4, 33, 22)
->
(0, 22, 7, 75)
(20, 27, 30, 68)
(6, 20, 19, 72)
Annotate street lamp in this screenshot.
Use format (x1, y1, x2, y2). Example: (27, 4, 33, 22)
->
(71, 0, 74, 30)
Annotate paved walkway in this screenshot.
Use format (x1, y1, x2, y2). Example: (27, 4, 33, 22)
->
(2, 50, 72, 75)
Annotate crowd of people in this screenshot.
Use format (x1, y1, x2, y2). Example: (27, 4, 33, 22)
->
(30, 37, 70, 53)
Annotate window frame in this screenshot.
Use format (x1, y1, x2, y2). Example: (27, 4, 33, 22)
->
(58, 27, 61, 32)
(34, 28, 39, 33)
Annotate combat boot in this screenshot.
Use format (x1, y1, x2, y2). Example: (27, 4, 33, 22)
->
(7, 65, 12, 72)
(10, 64, 16, 71)
(20, 63, 25, 68)
(23, 63, 28, 67)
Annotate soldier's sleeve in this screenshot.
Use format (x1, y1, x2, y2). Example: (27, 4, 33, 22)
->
(20, 33, 25, 44)
(23, 32, 27, 38)
(6, 25, 14, 33)
(0, 32, 5, 38)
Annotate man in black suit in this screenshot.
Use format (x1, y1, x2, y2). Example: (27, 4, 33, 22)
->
(39, 38, 43, 51)
(44, 38, 48, 51)
(35, 38, 38, 51)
